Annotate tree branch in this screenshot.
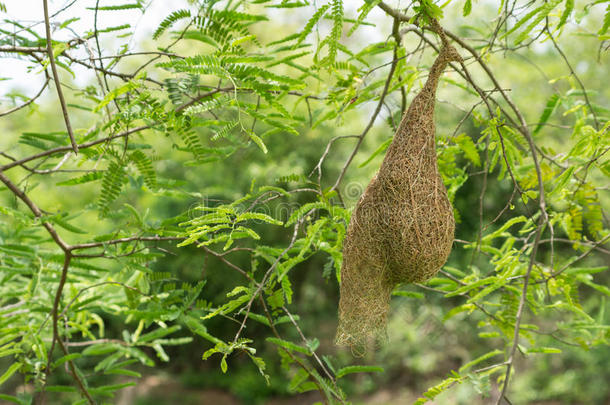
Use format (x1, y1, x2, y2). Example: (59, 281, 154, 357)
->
(0, 77, 50, 118)
(42, 0, 78, 154)
(330, 17, 402, 194)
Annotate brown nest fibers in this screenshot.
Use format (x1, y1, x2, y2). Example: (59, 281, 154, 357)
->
(336, 21, 462, 354)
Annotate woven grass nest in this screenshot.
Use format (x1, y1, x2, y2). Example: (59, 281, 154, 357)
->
(336, 21, 462, 355)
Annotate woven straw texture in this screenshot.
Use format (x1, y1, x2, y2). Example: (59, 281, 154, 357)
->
(336, 22, 462, 355)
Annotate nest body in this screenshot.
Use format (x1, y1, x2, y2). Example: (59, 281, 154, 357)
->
(336, 35, 462, 353)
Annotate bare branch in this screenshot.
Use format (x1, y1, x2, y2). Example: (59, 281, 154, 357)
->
(42, 0, 78, 154)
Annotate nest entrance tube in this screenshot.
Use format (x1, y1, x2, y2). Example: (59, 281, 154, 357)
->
(336, 21, 462, 354)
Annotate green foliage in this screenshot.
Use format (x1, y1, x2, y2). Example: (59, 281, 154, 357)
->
(99, 159, 128, 216)
(153, 9, 192, 39)
(0, 0, 608, 404)
(599, 3, 610, 35)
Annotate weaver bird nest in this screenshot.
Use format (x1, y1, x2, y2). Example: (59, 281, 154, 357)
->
(336, 21, 462, 355)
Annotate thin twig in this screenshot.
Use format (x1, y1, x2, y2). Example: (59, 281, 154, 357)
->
(0, 125, 149, 172)
(330, 17, 402, 193)
(0, 77, 50, 117)
(42, 0, 78, 154)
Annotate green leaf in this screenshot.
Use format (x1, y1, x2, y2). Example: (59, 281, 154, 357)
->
(336, 365, 384, 379)
(52, 353, 82, 369)
(349, 0, 381, 36)
(359, 138, 392, 168)
(285, 201, 327, 226)
(266, 337, 312, 355)
(326, 0, 344, 65)
(89, 382, 136, 394)
(547, 167, 574, 196)
(136, 325, 181, 343)
(56, 172, 103, 186)
(130, 150, 157, 189)
(482, 216, 528, 242)
(98, 160, 127, 216)
(93, 81, 136, 113)
(458, 350, 503, 373)
(455, 133, 480, 166)
(289, 368, 310, 391)
(51, 216, 88, 234)
(463, 0, 472, 16)
(533, 94, 560, 135)
(526, 346, 562, 354)
(202, 287, 251, 320)
(392, 290, 425, 299)
(88, 4, 143, 11)
(104, 368, 142, 378)
(180, 315, 222, 344)
(443, 303, 476, 321)
(154, 8, 192, 39)
(0, 362, 21, 386)
(0, 394, 22, 404)
(96, 24, 131, 34)
(599, 3, 610, 35)
(513, 0, 562, 44)
(248, 132, 268, 154)
(414, 374, 463, 404)
(558, 0, 574, 27)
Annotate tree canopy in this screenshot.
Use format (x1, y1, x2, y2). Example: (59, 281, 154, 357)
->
(0, 0, 609, 404)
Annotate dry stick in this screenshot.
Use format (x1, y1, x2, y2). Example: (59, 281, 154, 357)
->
(0, 45, 47, 53)
(62, 53, 164, 87)
(70, 235, 181, 251)
(0, 77, 50, 118)
(42, 0, 78, 154)
(0, 152, 82, 175)
(89, 51, 180, 60)
(471, 131, 491, 267)
(548, 234, 610, 279)
(0, 125, 149, 171)
(202, 246, 258, 284)
(537, 238, 610, 255)
(93, 0, 111, 95)
(310, 135, 360, 186)
(281, 306, 337, 385)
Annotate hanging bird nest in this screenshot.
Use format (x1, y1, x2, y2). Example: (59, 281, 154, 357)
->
(336, 20, 462, 355)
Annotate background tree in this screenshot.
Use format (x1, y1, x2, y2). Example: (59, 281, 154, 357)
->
(0, 0, 608, 404)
